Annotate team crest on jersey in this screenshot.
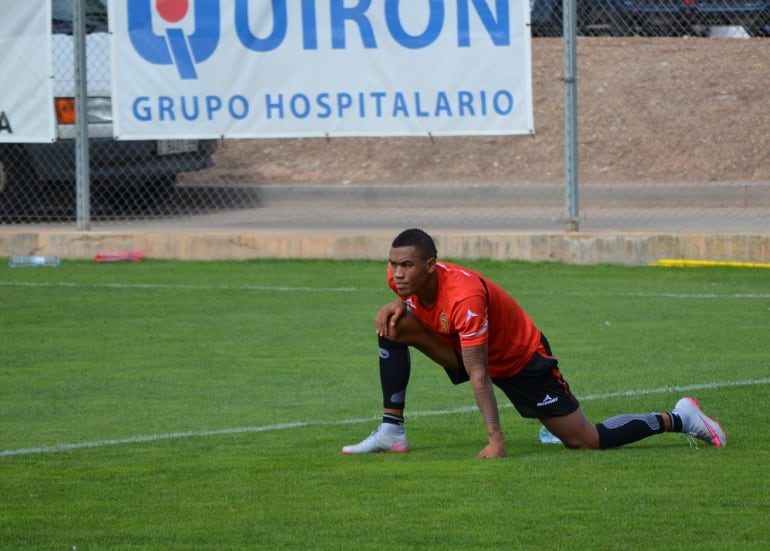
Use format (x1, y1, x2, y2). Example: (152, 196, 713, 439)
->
(440, 312, 449, 333)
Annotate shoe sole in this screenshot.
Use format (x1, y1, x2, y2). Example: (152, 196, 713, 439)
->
(341, 442, 409, 455)
(683, 397, 727, 448)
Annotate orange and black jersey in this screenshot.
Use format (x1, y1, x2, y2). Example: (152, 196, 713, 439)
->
(388, 261, 542, 379)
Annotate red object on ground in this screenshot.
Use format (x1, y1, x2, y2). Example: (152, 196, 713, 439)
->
(94, 251, 144, 263)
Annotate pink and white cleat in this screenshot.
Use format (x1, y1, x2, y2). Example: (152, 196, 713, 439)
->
(673, 397, 727, 447)
(342, 424, 409, 454)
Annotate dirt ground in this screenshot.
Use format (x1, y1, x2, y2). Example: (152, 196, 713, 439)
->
(205, 37, 770, 186)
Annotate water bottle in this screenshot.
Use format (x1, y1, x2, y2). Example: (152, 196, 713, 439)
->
(538, 426, 562, 445)
(8, 255, 61, 268)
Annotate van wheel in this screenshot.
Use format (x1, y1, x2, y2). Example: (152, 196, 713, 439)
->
(0, 145, 40, 215)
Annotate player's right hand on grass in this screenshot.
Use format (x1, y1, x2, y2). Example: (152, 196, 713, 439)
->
(477, 433, 507, 459)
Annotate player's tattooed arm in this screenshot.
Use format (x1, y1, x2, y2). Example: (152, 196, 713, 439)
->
(461, 343, 506, 458)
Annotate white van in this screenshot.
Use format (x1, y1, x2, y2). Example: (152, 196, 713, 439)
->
(0, 0, 216, 214)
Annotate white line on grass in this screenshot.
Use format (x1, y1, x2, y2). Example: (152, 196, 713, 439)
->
(1, 280, 768, 299)
(0, 281, 360, 292)
(2, 377, 768, 458)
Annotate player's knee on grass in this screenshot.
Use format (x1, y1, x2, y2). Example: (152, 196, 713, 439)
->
(559, 432, 601, 450)
(544, 414, 601, 450)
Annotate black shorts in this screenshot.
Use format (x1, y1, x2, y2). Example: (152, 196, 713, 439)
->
(492, 348, 580, 419)
(449, 333, 580, 419)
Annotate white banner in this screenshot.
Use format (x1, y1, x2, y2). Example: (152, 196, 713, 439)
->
(111, 0, 533, 139)
(0, 0, 55, 143)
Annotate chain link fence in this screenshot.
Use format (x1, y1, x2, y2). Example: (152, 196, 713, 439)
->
(1, 0, 768, 233)
(533, 0, 770, 37)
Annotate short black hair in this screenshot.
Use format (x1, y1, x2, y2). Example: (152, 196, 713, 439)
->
(391, 228, 438, 260)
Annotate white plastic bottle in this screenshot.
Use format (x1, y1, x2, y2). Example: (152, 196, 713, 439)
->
(8, 256, 61, 268)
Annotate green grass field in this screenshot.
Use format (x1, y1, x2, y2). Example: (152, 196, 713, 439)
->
(1, 258, 768, 549)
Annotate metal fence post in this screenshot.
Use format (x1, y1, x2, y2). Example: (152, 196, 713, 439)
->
(73, 0, 90, 230)
(563, 0, 579, 232)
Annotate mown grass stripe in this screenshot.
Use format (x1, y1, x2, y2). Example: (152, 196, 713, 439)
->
(1, 280, 767, 299)
(3, 377, 766, 458)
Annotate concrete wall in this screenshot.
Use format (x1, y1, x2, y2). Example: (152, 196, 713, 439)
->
(2, 229, 768, 265)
